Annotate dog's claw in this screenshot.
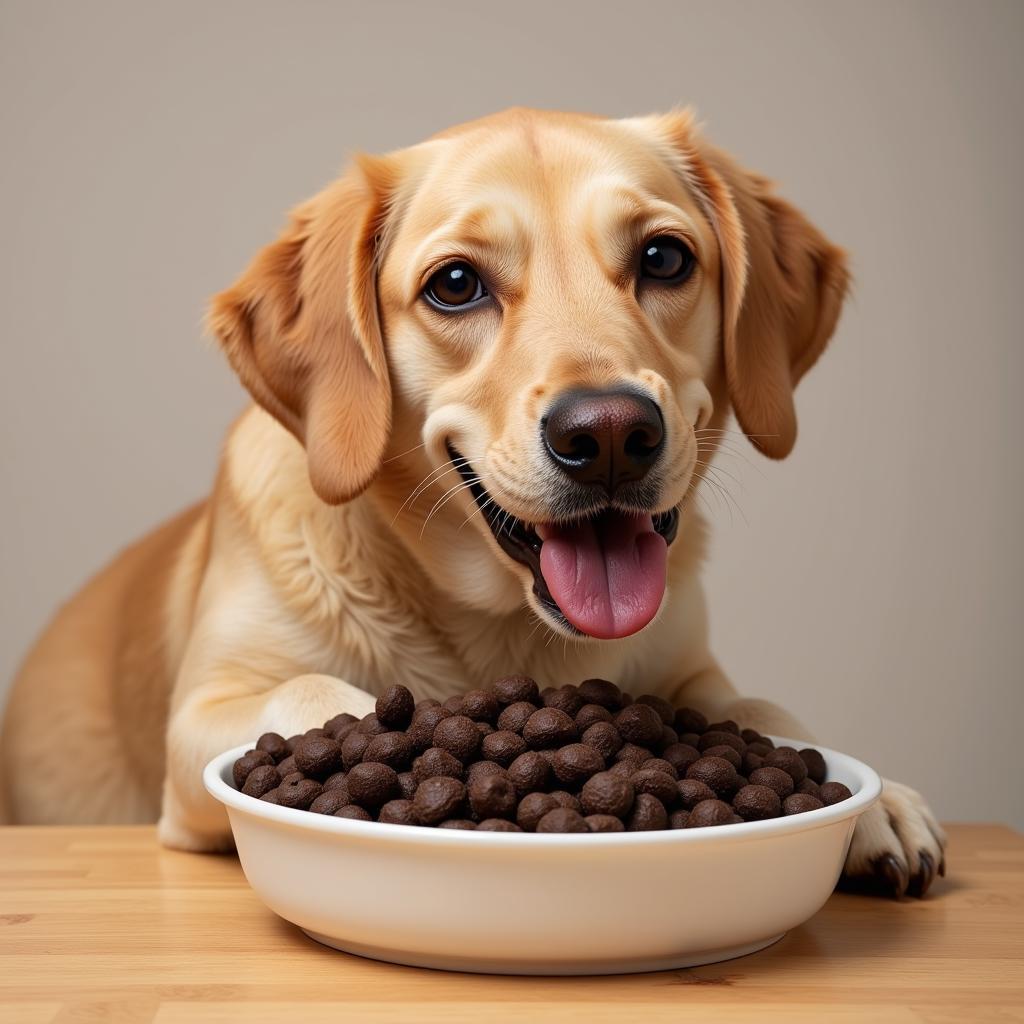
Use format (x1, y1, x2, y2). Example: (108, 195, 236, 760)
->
(907, 850, 936, 898)
(873, 852, 910, 898)
(938, 856, 946, 878)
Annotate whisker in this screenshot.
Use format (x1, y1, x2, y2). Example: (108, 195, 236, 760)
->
(382, 440, 426, 464)
(419, 477, 480, 537)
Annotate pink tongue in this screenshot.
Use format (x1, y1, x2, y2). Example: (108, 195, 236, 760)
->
(538, 512, 667, 639)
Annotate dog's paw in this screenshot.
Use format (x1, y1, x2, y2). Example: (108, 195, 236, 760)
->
(841, 779, 947, 898)
(157, 813, 235, 854)
(260, 673, 377, 737)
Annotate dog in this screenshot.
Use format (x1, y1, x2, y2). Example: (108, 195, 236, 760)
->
(0, 108, 945, 896)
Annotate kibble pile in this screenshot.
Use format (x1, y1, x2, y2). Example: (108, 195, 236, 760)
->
(232, 678, 852, 833)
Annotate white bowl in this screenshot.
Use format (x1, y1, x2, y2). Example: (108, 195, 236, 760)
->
(205, 737, 880, 975)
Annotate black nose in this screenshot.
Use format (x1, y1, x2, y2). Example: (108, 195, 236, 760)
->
(542, 388, 665, 494)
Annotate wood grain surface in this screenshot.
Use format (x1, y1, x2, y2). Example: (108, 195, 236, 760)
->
(1, 824, 1021, 1023)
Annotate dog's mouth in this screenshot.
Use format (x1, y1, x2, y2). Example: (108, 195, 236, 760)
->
(447, 444, 679, 640)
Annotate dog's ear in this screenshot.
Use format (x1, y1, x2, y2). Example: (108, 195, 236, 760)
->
(656, 112, 850, 458)
(208, 157, 395, 503)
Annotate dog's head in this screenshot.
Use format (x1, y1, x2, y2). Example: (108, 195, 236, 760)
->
(210, 108, 848, 641)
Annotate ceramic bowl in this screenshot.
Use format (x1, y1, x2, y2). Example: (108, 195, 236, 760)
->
(205, 736, 880, 975)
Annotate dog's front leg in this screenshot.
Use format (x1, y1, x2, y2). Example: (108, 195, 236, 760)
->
(157, 673, 376, 852)
(671, 663, 946, 898)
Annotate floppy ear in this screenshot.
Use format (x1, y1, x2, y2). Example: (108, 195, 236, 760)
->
(659, 113, 850, 458)
(208, 157, 394, 503)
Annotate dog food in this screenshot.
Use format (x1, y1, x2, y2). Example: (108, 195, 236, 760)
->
(232, 679, 852, 832)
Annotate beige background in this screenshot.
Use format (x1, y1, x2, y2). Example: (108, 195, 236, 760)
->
(1, 0, 1021, 827)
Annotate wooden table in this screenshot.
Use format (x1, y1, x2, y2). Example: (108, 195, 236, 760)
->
(1, 824, 1021, 1023)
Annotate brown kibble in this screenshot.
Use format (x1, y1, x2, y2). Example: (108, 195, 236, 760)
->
(627, 792, 668, 831)
(686, 798, 734, 827)
(819, 781, 853, 806)
(408, 705, 451, 754)
(476, 818, 523, 832)
(341, 731, 370, 770)
(707, 719, 740, 736)
(233, 749, 274, 789)
(613, 742, 653, 766)
(523, 707, 577, 749)
(799, 748, 828, 785)
(797, 778, 821, 798)
(492, 675, 540, 706)
(412, 747, 465, 784)
(742, 750, 765, 775)
(783, 793, 825, 815)
(507, 751, 551, 796)
(659, 725, 680, 750)
(496, 701, 538, 734)
(516, 792, 560, 831)
(662, 743, 700, 776)
(581, 721, 624, 759)
(698, 730, 746, 755)
(276, 775, 323, 810)
(276, 754, 298, 777)
(259, 789, 280, 804)
(346, 762, 401, 808)
(550, 791, 583, 813)
(465, 761, 507, 789)
(585, 814, 625, 832)
(461, 689, 501, 724)
(673, 706, 708, 734)
(376, 684, 416, 729)
(356, 713, 388, 737)
(703, 743, 742, 770)
(309, 788, 355, 815)
(397, 771, 418, 800)
(748, 766, 795, 799)
(322, 771, 348, 792)
(542, 685, 585, 717)
(630, 768, 678, 807)
(536, 807, 589, 833)
(443, 695, 464, 714)
(764, 746, 808, 784)
(733, 784, 782, 821)
(636, 694, 674, 725)
(323, 714, 358, 740)
(668, 808, 690, 829)
(293, 735, 344, 779)
(551, 743, 605, 788)
(580, 772, 635, 817)
(438, 819, 477, 830)
(481, 730, 528, 767)
(412, 776, 467, 825)
(241, 764, 280, 798)
(642, 758, 679, 780)
(676, 778, 717, 809)
(334, 804, 372, 821)
(578, 678, 623, 709)
(468, 773, 518, 821)
(685, 756, 740, 797)
(575, 703, 613, 730)
(255, 732, 290, 762)
(378, 799, 417, 825)
(613, 704, 664, 747)
(363, 731, 414, 771)
(432, 715, 482, 763)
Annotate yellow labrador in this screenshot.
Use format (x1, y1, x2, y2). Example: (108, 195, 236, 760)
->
(1, 108, 945, 896)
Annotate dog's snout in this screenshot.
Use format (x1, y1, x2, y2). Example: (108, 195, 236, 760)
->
(542, 388, 665, 494)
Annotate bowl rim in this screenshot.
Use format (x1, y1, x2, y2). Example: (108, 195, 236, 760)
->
(205, 735, 881, 849)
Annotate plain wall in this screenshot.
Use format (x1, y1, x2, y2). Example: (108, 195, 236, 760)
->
(1, 0, 1021, 826)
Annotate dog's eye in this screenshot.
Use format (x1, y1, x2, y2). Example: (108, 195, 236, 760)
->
(639, 236, 695, 284)
(423, 262, 488, 310)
